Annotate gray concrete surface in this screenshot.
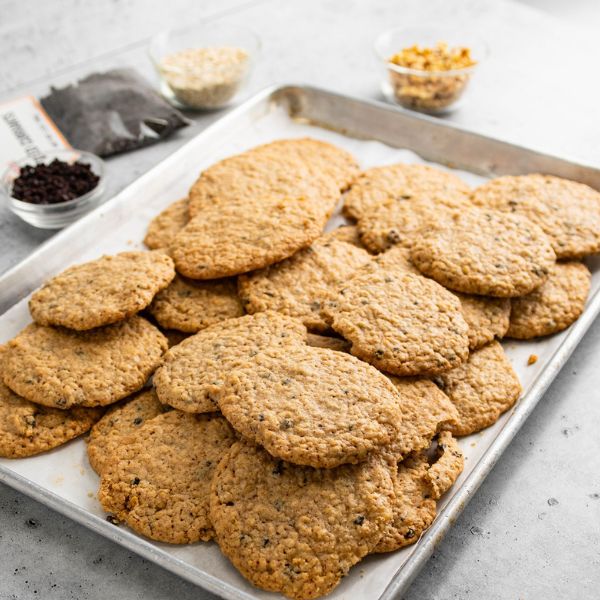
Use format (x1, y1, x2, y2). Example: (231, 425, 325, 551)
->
(1, 0, 599, 598)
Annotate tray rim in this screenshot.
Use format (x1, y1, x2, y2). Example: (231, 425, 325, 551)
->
(1, 83, 600, 600)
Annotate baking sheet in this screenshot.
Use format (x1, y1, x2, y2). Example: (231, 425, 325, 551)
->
(1, 86, 599, 600)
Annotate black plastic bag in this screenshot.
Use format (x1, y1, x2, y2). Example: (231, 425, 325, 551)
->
(41, 68, 190, 157)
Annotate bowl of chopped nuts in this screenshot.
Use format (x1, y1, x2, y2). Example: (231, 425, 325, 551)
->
(374, 26, 488, 114)
(149, 22, 260, 110)
(1, 149, 106, 229)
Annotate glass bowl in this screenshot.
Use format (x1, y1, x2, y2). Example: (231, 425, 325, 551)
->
(149, 22, 260, 110)
(374, 26, 488, 114)
(1, 149, 106, 229)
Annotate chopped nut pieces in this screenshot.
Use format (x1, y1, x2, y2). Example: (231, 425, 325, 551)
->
(387, 42, 477, 112)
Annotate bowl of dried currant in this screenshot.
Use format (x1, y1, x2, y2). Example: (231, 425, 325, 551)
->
(1, 149, 106, 229)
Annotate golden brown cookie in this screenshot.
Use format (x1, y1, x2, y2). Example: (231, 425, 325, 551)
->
(144, 198, 189, 250)
(323, 267, 469, 376)
(471, 174, 600, 259)
(87, 389, 168, 475)
(386, 377, 459, 459)
(507, 261, 591, 339)
(210, 441, 393, 600)
(154, 312, 306, 413)
(343, 163, 471, 221)
(427, 431, 464, 500)
(370, 248, 510, 350)
(3, 316, 167, 409)
(170, 196, 331, 280)
(218, 345, 404, 468)
(238, 232, 371, 331)
(455, 292, 511, 350)
(373, 432, 463, 554)
(0, 347, 103, 458)
(410, 208, 556, 297)
(305, 333, 351, 353)
(435, 341, 522, 436)
(174, 139, 359, 280)
(188, 138, 359, 217)
(148, 275, 244, 333)
(356, 181, 474, 254)
(372, 453, 435, 553)
(98, 411, 236, 544)
(29, 251, 175, 330)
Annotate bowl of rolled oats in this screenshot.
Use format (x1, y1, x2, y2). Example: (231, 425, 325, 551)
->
(375, 26, 488, 114)
(149, 23, 260, 110)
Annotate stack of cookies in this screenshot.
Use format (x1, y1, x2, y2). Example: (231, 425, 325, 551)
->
(1, 138, 597, 600)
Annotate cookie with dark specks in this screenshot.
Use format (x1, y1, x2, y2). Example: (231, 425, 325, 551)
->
(218, 345, 404, 468)
(323, 266, 469, 376)
(154, 312, 306, 413)
(454, 292, 511, 350)
(149, 275, 243, 333)
(343, 163, 471, 221)
(373, 431, 463, 554)
(87, 389, 168, 475)
(410, 208, 556, 297)
(0, 346, 103, 458)
(29, 251, 175, 330)
(471, 174, 600, 259)
(386, 377, 459, 459)
(435, 340, 522, 436)
(371, 248, 511, 349)
(3, 316, 167, 409)
(170, 196, 331, 279)
(238, 232, 371, 331)
(357, 194, 470, 253)
(188, 138, 359, 218)
(508, 261, 591, 339)
(98, 411, 236, 544)
(210, 441, 393, 600)
(144, 198, 189, 250)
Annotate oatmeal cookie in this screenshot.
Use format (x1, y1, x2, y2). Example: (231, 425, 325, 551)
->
(188, 138, 359, 217)
(87, 388, 168, 475)
(455, 292, 511, 350)
(218, 345, 404, 468)
(149, 275, 243, 333)
(357, 195, 467, 253)
(154, 312, 306, 413)
(29, 251, 175, 330)
(210, 441, 393, 599)
(410, 208, 556, 297)
(238, 234, 371, 331)
(373, 432, 463, 554)
(507, 261, 591, 339)
(323, 268, 469, 376)
(386, 377, 459, 459)
(144, 198, 189, 250)
(0, 347, 103, 458)
(471, 174, 600, 259)
(98, 411, 236, 543)
(343, 163, 471, 221)
(170, 196, 330, 279)
(3, 316, 167, 409)
(435, 340, 522, 436)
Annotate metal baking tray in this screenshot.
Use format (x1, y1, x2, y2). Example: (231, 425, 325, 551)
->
(1, 85, 600, 600)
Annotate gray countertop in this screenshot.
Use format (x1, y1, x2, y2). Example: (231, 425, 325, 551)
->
(1, 0, 599, 598)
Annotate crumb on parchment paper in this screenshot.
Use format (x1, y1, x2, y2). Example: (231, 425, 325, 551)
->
(527, 354, 538, 366)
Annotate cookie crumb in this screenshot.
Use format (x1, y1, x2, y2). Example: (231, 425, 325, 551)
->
(527, 354, 538, 365)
